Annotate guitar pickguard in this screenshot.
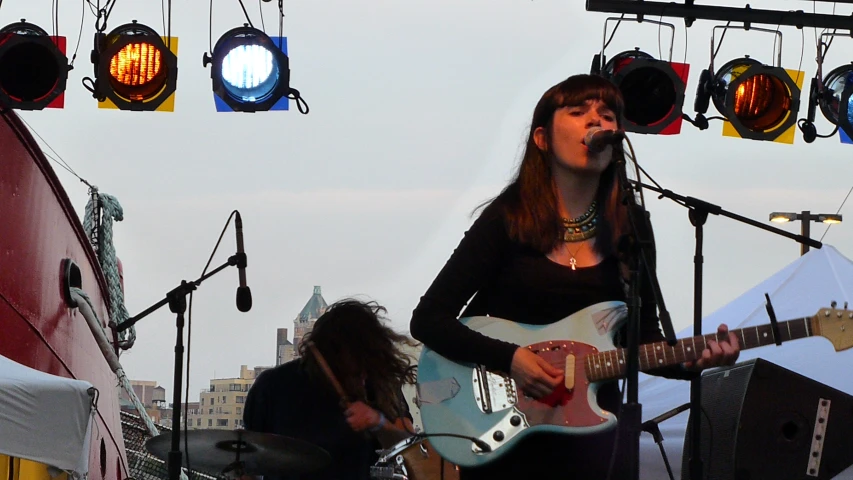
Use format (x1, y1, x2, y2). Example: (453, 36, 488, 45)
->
(515, 340, 612, 428)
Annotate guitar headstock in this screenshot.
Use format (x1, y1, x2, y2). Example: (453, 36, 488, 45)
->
(815, 304, 853, 351)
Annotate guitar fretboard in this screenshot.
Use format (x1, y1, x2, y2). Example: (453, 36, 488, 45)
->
(585, 316, 816, 382)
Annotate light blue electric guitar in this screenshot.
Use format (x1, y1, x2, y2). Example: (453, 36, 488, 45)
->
(415, 301, 853, 468)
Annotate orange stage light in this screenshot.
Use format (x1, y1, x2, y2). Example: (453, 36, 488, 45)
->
(108, 42, 165, 100)
(89, 21, 177, 112)
(695, 57, 802, 143)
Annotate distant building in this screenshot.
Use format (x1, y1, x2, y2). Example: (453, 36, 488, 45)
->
(187, 365, 272, 430)
(120, 380, 166, 407)
(119, 380, 168, 423)
(159, 402, 201, 430)
(291, 286, 328, 360)
(276, 328, 294, 366)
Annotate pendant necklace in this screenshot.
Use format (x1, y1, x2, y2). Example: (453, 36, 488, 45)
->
(566, 241, 587, 271)
(561, 201, 598, 270)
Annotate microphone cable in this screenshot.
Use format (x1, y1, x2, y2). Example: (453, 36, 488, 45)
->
(182, 210, 239, 476)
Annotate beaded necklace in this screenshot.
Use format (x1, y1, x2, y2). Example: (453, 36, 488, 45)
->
(561, 201, 598, 243)
(561, 201, 598, 270)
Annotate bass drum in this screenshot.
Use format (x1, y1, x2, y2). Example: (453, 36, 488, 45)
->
(370, 436, 459, 480)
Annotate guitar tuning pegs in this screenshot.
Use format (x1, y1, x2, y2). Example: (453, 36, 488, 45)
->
(831, 300, 838, 308)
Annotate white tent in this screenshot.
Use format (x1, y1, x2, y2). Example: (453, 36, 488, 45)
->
(639, 244, 853, 479)
(0, 353, 95, 479)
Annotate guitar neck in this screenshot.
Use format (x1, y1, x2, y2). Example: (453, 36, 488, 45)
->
(586, 315, 818, 382)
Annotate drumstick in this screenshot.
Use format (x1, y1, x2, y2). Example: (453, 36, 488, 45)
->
(306, 341, 395, 442)
(305, 341, 350, 406)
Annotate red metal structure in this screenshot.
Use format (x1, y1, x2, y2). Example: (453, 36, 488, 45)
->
(0, 108, 128, 480)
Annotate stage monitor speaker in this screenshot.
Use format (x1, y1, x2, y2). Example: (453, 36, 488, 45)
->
(682, 358, 853, 480)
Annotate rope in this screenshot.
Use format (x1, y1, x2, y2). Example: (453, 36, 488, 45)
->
(84, 189, 135, 349)
(70, 287, 158, 437)
(118, 370, 161, 438)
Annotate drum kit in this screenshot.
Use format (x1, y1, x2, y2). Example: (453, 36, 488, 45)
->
(145, 429, 459, 480)
(148, 344, 460, 479)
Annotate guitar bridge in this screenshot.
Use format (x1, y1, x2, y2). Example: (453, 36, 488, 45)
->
(473, 367, 518, 414)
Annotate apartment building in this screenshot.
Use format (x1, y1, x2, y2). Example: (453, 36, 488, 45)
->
(187, 365, 271, 430)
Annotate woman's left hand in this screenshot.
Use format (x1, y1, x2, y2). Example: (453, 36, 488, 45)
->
(344, 401, 383, 432)
(683, 323, 740, 371)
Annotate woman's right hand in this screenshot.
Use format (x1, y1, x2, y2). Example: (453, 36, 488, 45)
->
(510, 347, 563, 398)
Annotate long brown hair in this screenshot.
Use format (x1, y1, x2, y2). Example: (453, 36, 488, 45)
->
(298, 299, 418, 419)
(482, 74, 635, 259)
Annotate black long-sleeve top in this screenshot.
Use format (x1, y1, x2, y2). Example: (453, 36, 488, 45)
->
(410, 202, 687, 376)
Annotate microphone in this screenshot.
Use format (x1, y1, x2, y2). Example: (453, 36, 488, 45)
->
(584, 127, 625, 154)
(234, 212, 252, 312)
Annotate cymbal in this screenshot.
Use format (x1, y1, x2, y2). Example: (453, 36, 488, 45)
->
(145, 429, 330, 476)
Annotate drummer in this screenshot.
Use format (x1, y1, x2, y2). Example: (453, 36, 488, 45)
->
(243, 299, 418, 479)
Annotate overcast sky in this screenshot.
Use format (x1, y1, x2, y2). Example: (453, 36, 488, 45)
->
(6, 0, 853, 402)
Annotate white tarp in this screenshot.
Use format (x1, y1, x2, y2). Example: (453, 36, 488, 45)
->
(0, 353, 95, 478)
(639, 244, 853, 479)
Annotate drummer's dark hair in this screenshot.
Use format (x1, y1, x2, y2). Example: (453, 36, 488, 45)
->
(298, 299, 418, 419)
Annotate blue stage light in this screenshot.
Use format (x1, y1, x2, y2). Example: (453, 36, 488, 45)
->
(204, 26, 303, 113)
(818, 65, 853, 142)
(220, 44, 278, 102)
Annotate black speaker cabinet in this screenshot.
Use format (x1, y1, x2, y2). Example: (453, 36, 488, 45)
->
(682, 358, 853, 480)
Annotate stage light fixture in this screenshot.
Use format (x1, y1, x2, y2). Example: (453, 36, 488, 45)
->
(598, 49, 689, 135)
(695, 56, 801, 142)
(692, 26, 803, 143)
(591, 18, 688, 135)
(817, 64, 853, 142)
(797, 33, 852, 144)
(89, 21, 178, 111)
(0, 21, 70, 110)
(203, 25, 294, 113)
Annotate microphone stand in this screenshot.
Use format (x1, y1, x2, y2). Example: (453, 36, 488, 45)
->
(641, 402, 691, 480)
(614, 158, 679, 480)
(111, 252, 247, 480)
(630, 180, 820, 480)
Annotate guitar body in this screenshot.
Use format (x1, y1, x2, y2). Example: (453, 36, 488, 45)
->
(416, 301, 628, 468)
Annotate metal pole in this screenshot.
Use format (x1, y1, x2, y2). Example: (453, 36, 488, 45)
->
(585, 0, 853, 30)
